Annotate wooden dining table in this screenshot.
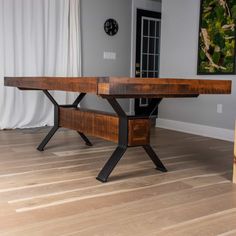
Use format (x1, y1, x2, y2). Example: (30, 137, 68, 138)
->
(4, 77, 232, 182)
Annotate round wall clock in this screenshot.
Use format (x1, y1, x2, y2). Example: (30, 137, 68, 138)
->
(104, 18, 119, 36)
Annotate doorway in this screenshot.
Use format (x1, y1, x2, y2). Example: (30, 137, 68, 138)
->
(134, 9, 162, 117)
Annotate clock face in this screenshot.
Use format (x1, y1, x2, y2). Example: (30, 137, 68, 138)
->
(104, 19, 119, 36)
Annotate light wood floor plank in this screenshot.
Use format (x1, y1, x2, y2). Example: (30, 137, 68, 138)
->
(0, 127, 235, 235)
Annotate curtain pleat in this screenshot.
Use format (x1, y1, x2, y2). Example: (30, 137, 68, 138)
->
(0, 0, 81, 129)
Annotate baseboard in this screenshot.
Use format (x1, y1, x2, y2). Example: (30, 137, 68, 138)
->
(156, 118, 234, 142)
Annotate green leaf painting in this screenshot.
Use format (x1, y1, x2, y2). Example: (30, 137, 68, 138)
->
(198, 0, 236, 74)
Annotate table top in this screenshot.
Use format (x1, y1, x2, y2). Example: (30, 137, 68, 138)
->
(4, 77, 232, 98)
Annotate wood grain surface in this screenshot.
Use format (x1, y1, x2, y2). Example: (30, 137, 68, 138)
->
(4, 77, 232, 98)
(59, 107, 150, 146)
(0, 128, 235, 235)
(4, 77, 99, 93)
(98, 77, 232, 97)
(59, 107, 119, 143)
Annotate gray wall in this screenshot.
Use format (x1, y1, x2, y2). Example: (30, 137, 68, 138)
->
(159, 0, 236, 130)
(80, 0, 132, 112)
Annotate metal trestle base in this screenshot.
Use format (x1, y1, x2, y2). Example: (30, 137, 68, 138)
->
(37, 91, 92, 151)
(37, 91, 167, 183)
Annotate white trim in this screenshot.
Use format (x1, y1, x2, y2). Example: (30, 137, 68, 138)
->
(156, 118, 234, 142)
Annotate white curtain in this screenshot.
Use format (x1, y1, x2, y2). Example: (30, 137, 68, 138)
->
(0, 0, 81, 129)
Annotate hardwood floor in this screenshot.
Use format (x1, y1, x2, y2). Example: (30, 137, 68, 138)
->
(0, 127, 235, 236)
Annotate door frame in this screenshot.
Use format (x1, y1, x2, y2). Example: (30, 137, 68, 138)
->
(129, 0, 162, 113)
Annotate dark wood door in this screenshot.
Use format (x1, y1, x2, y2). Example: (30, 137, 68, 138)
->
(135, 9, 162, 117)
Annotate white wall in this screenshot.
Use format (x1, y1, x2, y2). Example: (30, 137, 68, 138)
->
(80, 0, 132, 112)
(158, 0, 236, 141)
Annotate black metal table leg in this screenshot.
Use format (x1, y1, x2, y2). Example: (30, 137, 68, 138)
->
(96, 97, 128, 182)
(38, 91, 91, 151)
(37, 126, 59, 151)
(143, 145, 167, 172)
(73, 93, 86, 107)
(78, 132, 93, 146)
(96, 146, 127, 182)
(96, 97, 167, 182)
(37, 91, 59, 152)
(73, 93, 92, 146)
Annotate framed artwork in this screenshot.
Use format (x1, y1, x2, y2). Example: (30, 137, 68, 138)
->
(197, 0, 236, 74)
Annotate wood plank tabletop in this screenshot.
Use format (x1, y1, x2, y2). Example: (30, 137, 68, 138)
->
(4, 77, 232, 98)
(97, 77, 231, 97)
